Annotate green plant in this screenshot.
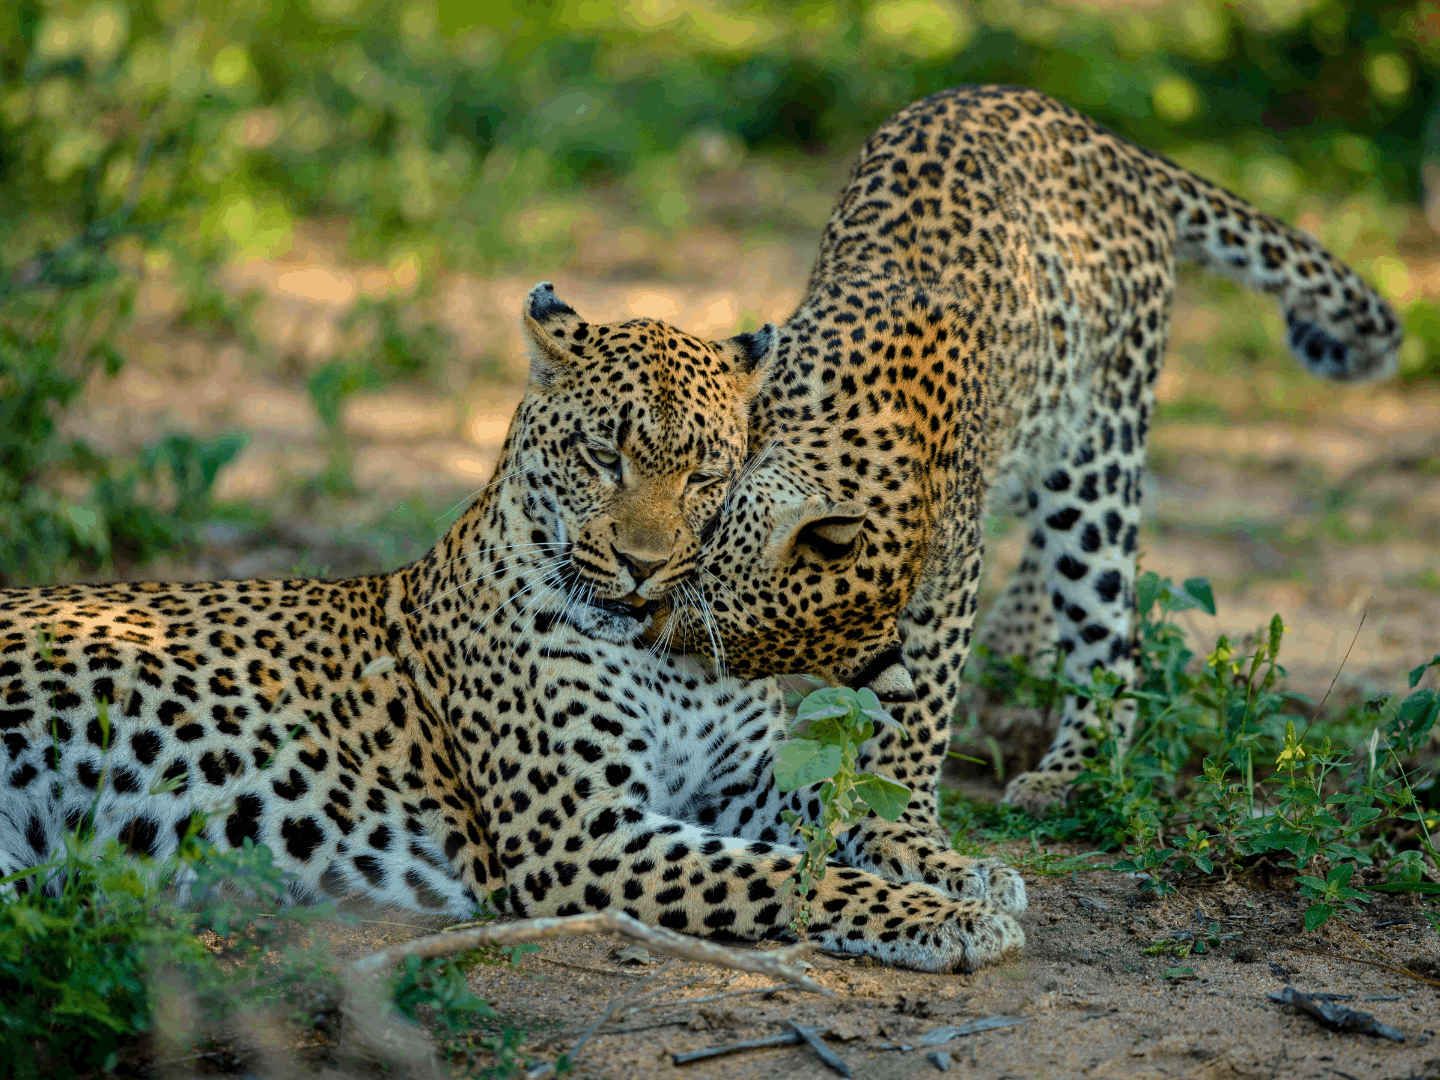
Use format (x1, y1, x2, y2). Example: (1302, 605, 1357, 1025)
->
(950, 571, 1439, 932)
(1297, 862, 1371, 931)
(774, 684, 912, 933)
(390, 952, 497, 1033)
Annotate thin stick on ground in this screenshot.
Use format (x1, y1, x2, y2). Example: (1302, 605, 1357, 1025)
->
(534, 955, 646, 978)
(618, 975, 708, 1013)
(1280, 942, 1440, 988)
(350, 909, 827, 993)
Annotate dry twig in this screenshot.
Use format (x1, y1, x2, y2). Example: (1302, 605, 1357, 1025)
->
(1279, 942, 1440, 987)
(350, 910, 827, 993)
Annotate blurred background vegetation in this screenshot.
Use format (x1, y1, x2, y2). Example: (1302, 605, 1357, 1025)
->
(3, 0, 1440, 585)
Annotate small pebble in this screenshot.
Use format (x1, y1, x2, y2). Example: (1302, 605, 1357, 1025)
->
(927, 1050, 952, 1071)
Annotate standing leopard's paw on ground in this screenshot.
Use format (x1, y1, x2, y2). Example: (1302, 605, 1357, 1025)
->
(1001, 770, 1074, 815)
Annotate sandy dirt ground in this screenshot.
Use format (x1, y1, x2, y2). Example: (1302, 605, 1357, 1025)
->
(270, 858, 1437, 1080)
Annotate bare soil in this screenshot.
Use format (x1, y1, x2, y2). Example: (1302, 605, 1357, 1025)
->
(293, 859, 1437, 1080)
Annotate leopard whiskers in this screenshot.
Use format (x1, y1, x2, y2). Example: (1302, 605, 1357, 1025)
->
(719, 437, 779, 517)
(418, 554, 569, 613)
(427, 541, 563, 579)
(699, 568, 765, 631)
(461, 565, 567, 653)
(434, 466, 522, 522)
(681, 581, 726, 678)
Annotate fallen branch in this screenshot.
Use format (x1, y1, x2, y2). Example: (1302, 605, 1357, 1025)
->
(570, 960, 676, 1069)
(350, 910, 827, 993)
(788, 1018, 852, 1077)
(1267, 986, 1406, 1042)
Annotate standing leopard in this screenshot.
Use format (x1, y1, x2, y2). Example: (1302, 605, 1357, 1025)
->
(665, 85, 1401, 822)
(0, 283, 1025, 973)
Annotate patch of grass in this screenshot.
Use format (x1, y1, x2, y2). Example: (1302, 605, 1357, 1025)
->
(950, 575, 1440, 935)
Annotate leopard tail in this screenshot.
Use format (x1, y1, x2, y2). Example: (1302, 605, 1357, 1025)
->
(1153, 156, 1403, 383)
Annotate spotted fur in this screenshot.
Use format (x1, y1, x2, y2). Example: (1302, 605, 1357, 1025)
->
(667, 86, 1401, 817)
(0, 283, 1024, 973)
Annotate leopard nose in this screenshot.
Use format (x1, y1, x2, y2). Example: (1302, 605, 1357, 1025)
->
(615, 548, 667, 586)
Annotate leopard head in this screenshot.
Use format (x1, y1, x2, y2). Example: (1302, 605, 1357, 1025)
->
(655, 438, 918, 683)
(506, 282, 776, 643)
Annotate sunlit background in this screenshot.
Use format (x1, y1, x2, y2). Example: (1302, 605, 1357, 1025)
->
(3, 0, 1439, 693)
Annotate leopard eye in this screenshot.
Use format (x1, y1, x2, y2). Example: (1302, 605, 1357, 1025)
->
(591, 447, 620, 468)
(687, 472, 721, 490)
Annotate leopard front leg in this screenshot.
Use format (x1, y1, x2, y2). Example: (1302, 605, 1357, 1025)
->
(778, 786, 1028, 915)
(485, 797, 1023, 973)
(858, 533, 987, 828)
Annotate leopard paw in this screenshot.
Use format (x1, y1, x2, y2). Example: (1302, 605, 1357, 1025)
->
(931, 855, 1028, 914)
(814, 895, 1025, 973)
(1001, 770, 1073, 815)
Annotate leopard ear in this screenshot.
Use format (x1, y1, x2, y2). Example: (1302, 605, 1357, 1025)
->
(791, 498, 868, 561)
(522, 282, 586, 389)
(716, 323, 777, 402)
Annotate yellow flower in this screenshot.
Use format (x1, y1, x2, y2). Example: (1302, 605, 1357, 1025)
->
(1206, 642, 1233, 669)
(1275, 720, 1307, 769)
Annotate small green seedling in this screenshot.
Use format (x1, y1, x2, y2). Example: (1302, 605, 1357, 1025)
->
(1297, 862, 1371, 932)
(775, 685, 912, 933)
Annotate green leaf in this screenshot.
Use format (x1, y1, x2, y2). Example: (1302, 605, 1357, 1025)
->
(1162, 966, 1195, 979)
(1164, 589, 1200, 613)
(773, 741, 843, 792)
(852, 773, 912, 822)
(1392, 689, 1439, 747)
(1409, 654, 1440, 688)
(796, 700, 852, 723)
(1136, 571, 1161, 618)
(1303, 903, 1334, 932)
(1326, 863, 1355, 886)
(1363, 880, 1440, 895)
(1182, 577, 1216, 616)
(861, 707, 905, 732)
(796, 687, 854, 713)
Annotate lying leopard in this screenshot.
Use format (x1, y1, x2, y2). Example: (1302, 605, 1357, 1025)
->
(664, 85, 1402, 821)
(0, 283, 1024, 973)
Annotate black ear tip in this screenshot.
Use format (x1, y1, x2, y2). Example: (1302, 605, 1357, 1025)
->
(733, 323, 777, 368)
(527, 282, 576, 321)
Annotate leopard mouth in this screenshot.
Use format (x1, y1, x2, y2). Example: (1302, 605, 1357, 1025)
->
(591, 594, 655, 619)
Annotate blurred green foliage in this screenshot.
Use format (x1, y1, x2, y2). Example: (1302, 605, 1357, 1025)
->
(3, 0, 1435, 271)
(0, 203, 247, 583)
